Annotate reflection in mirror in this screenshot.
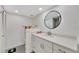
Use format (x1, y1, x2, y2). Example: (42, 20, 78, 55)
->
(44, 10, 61, 29)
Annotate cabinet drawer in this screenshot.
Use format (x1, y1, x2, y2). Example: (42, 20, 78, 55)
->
(53, 43, 75, 53)
(32, 35, 53, 53)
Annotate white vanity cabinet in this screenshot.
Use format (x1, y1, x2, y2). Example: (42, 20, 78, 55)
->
(32, 34, 77, 53)
(53, 43, 76, 53)
(32, 35, 52, 53)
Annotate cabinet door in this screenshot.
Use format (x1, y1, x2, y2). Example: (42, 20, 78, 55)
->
(32, 35, 40, 53)
(32, 35, 52, 53)
(38, 38, 52, 53)
(53, 43, 75, 53)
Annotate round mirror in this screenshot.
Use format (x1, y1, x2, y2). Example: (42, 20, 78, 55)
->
(44, 10, 62, 29)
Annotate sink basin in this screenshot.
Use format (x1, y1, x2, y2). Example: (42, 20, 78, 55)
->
(34, 31, 54, 38)
(39, 32, 54, 38)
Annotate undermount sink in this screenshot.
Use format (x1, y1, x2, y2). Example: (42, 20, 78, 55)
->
(36, 32, 54, 38)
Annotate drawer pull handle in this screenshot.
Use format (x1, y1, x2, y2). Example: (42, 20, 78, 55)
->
(40, 44, 44, 49)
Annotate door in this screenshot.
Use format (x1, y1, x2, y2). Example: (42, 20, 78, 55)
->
(0, 11, 6, 53)
(0, 13, 2, 52)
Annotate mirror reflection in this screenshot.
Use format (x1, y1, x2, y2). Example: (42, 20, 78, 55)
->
(44, 10, 62, 29)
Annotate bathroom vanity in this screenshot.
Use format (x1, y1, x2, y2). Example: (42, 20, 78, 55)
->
(31, 33, 77, 53)
(26, 8, 78, 53)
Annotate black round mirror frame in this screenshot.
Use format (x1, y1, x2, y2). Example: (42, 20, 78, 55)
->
(44, 10, 62, 29)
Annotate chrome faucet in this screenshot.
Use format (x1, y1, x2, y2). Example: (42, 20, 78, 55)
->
(47, 31, 52, 36)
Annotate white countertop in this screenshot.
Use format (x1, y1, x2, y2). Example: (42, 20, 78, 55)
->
(32, 33, 77, 51)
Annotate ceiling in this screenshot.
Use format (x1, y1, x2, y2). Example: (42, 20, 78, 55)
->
(0, 5, 55, 18)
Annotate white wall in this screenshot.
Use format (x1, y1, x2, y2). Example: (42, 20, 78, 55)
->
(6, 14, 32, 49)
(33, 5, 79, 37)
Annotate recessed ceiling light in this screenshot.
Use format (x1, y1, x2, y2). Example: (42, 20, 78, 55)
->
(15, 10, 19, 13)
(38, 8, 43, 11)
